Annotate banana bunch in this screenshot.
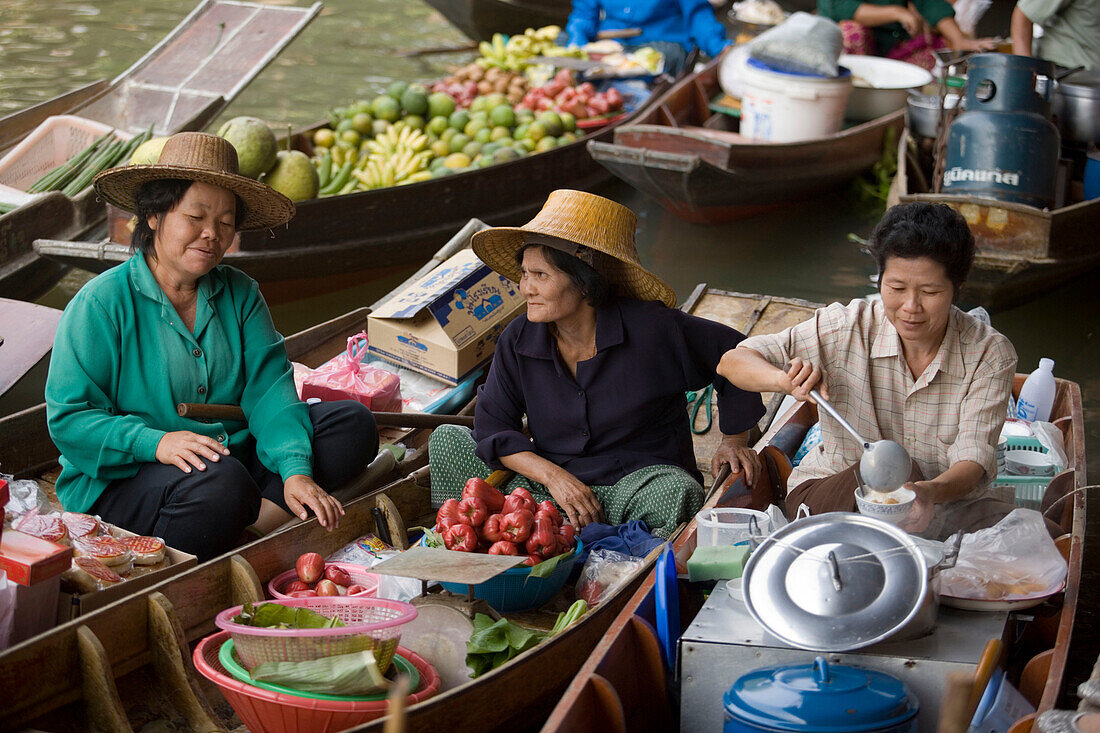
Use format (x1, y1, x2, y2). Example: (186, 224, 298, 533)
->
(477, 26, 582, 70)
(363, 124, 430, 158)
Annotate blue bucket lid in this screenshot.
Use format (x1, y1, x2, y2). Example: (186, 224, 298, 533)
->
(746, 56, 851, 79)
(722, 656, 918, 732)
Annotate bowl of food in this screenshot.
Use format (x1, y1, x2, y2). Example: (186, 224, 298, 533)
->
(1004, 449, 1057, 477)
(854, 487, 916, 526)
(840, 55, 934, 122)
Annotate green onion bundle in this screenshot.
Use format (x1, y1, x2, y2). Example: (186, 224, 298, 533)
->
(26, 125, 154, 197)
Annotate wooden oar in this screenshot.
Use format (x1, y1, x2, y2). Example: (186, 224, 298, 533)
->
(176, 402, 474, 429)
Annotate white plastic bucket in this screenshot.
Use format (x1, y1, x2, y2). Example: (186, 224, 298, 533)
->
(740, 58, 853, 142)
(695, 507, 772, 547)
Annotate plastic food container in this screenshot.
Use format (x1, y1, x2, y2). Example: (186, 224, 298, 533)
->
(194, 631, 440, 733)
(437, 539, 584, 613)
(267, 561, 378, 600)
(695, 508, 771, 547)
(739, 58, 853, 142)
(214, 597, 417, 673)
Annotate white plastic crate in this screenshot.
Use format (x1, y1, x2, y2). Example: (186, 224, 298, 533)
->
(0, 115, 131, 193)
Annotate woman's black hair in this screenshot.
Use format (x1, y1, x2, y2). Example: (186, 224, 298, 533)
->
(515, 243, 612, 308)
(130, 178, 248, 257)
(868, 202, 975, 296)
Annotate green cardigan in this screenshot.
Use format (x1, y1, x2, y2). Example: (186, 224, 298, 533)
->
(819, 0, 955, 55)
(45, 254, 313, 513)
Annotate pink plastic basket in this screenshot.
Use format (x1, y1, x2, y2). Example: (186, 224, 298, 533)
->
(193, 631, 440, 733)
(267, 561, 379, 600)
(214, 597, 416, 673)
(0, 115, 131, 192)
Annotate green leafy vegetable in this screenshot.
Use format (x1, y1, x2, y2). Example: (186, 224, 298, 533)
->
(528, 547, 574, 579)
(412, 526, 446, 549)
(232, 602, 345, 629)
(465, 613, 548, 678)
(550, 599, 589, 634)
(251, 649, 388, 696)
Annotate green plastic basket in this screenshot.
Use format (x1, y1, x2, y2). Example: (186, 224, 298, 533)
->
(992, 436, 1053, 509)
(218, 638, 420, 702)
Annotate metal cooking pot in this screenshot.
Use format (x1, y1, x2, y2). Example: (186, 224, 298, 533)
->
(893, 534, 961, 642)
(743, 513, 959, 651)
(1053, 70, 1100, 146)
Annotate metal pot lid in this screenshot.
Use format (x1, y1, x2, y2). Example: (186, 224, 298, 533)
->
(723, 656, 919, 732)
(1058, 70, 1100, 100)
(743, 512, 927, 651)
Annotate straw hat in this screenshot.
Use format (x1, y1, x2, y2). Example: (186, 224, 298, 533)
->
(92, 131, 294, 231)
(471, 189, 677, 307)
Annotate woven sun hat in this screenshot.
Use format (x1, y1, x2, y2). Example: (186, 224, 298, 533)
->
(92, 131, 294, 231)
(471, 189, 677, 307)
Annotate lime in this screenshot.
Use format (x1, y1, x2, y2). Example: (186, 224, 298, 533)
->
(441, 127, 458, 142)
(537, 111, 563, 137)
(387, 81, 409, 101)
(481, 142, 502, 157)
(448, 133, 470, 154)
(336, 118, 355, 133)
(462, 141, 483, 158)
(517, 110, 536, 124)
(493, 146, 521, 163)
(340, 129, 361, 146)
(513, 124, 529, 141)
(371, 119, 391, 136)
(496, 136, 514, 147)
(489, 104, 516, 128)
(474, 128, 493, 144)
(559, 112, 577, 133)
(351, 113, 373, 135)
(351, 100, 372, 116)
(431, 166, 455, 178)
(312, 128, 336, 148)
(430, 140, 451, 158)
(490, 125, 511, 142)
(484, 93, 508, 109)
(512, 142, 529, 156)
(464, 119, 488, 138)
(428, 92, 457, 119)
(403, 114, 426, 131)
(444, 152, 471, 169)
(559, 132, 577, 145)
(372, 95, 400, 122)
(471, 110, 489, 123)
(401, 86, 429, 116)
(427, 116, 449, 136)
(448, 110, 471, 131)
(536, 136, 558, 152)
(469, 96, 488, 114)
(519, 138, 536, 152)
(525, 121, 547, 142)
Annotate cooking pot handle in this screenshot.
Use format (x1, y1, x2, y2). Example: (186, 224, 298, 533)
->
(812, 656, 831, 684)
(937, 531, 964, 572)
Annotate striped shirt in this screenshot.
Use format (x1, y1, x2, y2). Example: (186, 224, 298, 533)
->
(740, 298, 1017, 493)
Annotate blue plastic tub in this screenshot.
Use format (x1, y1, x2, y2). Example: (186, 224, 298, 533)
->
(437, 539, 583, 613)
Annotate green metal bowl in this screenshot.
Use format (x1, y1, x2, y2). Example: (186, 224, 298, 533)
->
(217, 638, 420, 702)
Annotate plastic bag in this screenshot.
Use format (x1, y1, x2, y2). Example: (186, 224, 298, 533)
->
(1031, 421, 1068, 472)
(938, 509, 1067, 601)
(372, 550, 432, 602)
(327, 534, 394, 566)
(1, 470, 51, 521)
(748, 12, 843, 77)
(718, 43, 752, 100)
(575, 549, 646, 607)
(296, 331, 402, 412)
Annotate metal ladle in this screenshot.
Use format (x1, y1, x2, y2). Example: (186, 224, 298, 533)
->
(808, 388, 913, 491)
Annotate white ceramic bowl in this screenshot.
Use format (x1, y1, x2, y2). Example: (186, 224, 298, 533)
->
(1004, 449, 1056, 476)
(854, 487, 916, 526)
(840, 55, 934, 121)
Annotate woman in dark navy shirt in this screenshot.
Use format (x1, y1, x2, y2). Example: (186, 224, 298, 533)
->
(428, 190, 764, 537)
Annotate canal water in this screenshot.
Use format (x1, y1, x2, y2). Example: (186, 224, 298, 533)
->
(2, 0, 1096, 481)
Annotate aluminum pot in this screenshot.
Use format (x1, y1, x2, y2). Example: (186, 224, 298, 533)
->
(1053, 70, 1100, 146)
(890, 534, 961, 642)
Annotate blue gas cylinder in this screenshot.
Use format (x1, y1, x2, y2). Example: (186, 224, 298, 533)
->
(943, 54, 1060, 208)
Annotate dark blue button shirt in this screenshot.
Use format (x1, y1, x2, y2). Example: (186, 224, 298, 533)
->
(474, 299, 765, 486)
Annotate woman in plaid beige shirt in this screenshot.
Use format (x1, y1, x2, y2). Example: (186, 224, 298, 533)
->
(719, 202, 1026, 540)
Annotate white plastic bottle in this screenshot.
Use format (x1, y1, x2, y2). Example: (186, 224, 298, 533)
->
(1016, 358, 1056, 422)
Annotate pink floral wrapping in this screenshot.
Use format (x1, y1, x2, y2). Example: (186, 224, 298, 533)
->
(297, 331, 402, 412)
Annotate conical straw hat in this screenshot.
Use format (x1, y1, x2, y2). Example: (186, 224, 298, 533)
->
(93, 131, 294, 231)
(472, 189, 677, 307)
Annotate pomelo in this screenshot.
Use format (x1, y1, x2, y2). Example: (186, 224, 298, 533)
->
(263, 150, 319, 201)
(217, 116, 278, 178)
(129, 136, 169, 165)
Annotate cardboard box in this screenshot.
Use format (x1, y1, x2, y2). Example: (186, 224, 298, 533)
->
(56, 530, 197, 622)
(368, 248, 526, 385)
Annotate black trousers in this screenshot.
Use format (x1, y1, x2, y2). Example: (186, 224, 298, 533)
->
(91, 401, 377, 562)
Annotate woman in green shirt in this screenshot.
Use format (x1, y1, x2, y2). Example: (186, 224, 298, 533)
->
(819, 0, 996, 70)
(45, 132, 377, 561)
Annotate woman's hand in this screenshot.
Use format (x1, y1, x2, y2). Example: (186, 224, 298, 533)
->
(896, 5, 925, 37)
(284, 474, 344, 530)
(711, 433, 762, 486)
(155, 431, 230, 473)
(778, 358, 829, 403)
(543, 466, 604, 530)
(952, 36, 998, 52)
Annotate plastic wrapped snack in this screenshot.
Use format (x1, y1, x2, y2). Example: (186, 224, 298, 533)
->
(297, 331, 402, 412)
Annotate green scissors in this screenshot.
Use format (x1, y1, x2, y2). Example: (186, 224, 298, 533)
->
(686, 384, 714, 435)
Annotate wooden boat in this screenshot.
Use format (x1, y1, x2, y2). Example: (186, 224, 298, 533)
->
(0, 286, 820, 732)
(542, 371, 1088, 732)
(33, 79, 678, 299)
(887, 131, 1100, 311)
(0, 0, 321, 302)
(587, 57, 906, 224)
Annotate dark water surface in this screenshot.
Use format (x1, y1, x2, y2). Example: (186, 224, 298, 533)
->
(3, 1, 1096, 481)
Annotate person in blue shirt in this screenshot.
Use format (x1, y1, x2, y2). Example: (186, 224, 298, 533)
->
(566, 0, 732, 74)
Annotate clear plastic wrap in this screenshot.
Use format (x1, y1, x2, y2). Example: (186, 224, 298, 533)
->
(938, 509, 1067, 601)
(295, 331, 402, 412)
(1, 471, 51, 521)
(748, 12, 843, 77)
(575, 549, 646, 607)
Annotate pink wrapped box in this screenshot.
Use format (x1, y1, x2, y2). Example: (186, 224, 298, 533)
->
(298, 331, 402, 412)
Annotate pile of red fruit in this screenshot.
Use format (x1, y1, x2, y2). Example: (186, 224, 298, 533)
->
(517, 69, 624, 119)
(284, 553, 371, 597)
(435, 478, 576, 566)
